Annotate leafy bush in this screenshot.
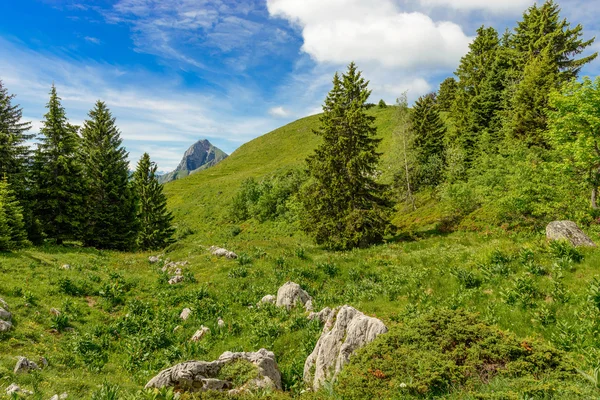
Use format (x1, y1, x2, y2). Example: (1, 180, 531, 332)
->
(549, 240, 584, 263)
(335, 309, 578, 398)
(450, 267, 481, 289)
(217, 359, 259, 387)
(91, 381, 120, 400)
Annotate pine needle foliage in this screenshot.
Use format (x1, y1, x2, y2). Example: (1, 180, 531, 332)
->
(32, 85, 84, 244)
(133, 153, 175, 250)
(0, 177, 28, 251)
(300, 62, 392, 250)
(81, 101, 138, 250)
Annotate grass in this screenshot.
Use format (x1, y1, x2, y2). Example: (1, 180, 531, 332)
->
(2, 108, 600, 398)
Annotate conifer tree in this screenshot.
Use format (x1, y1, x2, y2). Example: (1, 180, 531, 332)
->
(0, 177, 28, 250)
(511, 0, 597, 84)
(300, 62, 392, 250)
(437, 77, 457, 112)
(412, 93, 446, 187)
(0, 80, 36, 239)
(133, 153, 175, 250)
(81, 101, 138, 250)
(32, 85, 84, 244)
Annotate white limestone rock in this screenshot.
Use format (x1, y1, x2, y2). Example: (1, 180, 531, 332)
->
(303, 305, 388, 391)
(190, 326, 210, 342)
(14, 356, 40, 374)
(210, 246, 238, 259)
(276, 281, 312, 311)
(180, 308, 192, 320)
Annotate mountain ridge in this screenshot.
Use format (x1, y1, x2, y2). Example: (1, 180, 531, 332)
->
(158, 139, 228, 184)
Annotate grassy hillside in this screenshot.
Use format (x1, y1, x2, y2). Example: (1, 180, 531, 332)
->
(2, 107, 600, 398)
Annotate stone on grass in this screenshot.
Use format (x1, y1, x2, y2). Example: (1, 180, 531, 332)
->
(191, 326, 210, 342)
(258, 295, 276, 306)
(6, 383, 32, 395)
(149, 255, 161, 263)
(210, 246, 238, 259)
(303, 305, 388, 391)
(145, 348, 281, 394)
(0, 297, 8, 309)
(276, 281, 312, 311)
(49, 393, 68, 400)
(546, 220, 596, 247)
(14, 356, 40, 374)
(50, 308, 61, 316)
(0, 320, 12, 332)
(61, 264, 71, 270)
(180, 308, 192, 320)
(217, 318, 225, 329)
(168, 275, 184, 285)
(0, 308, 11, 321)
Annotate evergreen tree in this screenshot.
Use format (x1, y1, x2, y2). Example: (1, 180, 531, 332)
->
(511, 0, 597, 84)
(300, 62, 392, 250)
(412, 93, 446, 187)
(0, 80, 37, 239)
(133, 153, 174, 250)
(437, 77, 457, 112)
(81, 101, 138, 250)
(451, 26, 500, 163)
(0, 177, 28, 249)
(32, 85, 84, 244)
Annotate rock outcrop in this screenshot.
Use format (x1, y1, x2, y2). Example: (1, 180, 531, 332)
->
(0, 299, 12, 333)
(14, 356, 40, 374)
(303, 305, 388, 391)
(546, 221, 596, 247)
(276, 281, 312, 311)
(210, 246, 238, 259)
(158, 139, 228, 184)
(145, 348, 281, 394)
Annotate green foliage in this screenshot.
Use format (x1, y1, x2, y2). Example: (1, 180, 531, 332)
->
(335, 309, 578, 398)
(0, 178, 28, 250)
(133, 153, 175, 250)
(300, 63, 392, 249)
(411, 93, 446, 187)
(436, 77, 457, 112)
(91, 381, 121, 400)
(231, 168, 306, 223)
(217, 359, 259, 387)
(32, 84, 85, 244)
(377, 99, 387, 108)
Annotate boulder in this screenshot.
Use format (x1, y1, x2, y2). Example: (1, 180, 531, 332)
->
(210, 246, 238, 259)
(546, 221, 596, 247)
(0, 320, 12, 332)
(276, 281, 312, 311)
(308, 307, 334, 324)
(191, 326, 210, 342)
(169, 275, 184, 285)
(149, 255, 161, 263)
(303, 305, 388, 391)
(180, 308, 192, 320)
(6, 383, 32, 395)
(0, 307, 11, 321)
(259, 295, 276, 306)
(145, 348, 281, 394)
(14, 356, 40, 374)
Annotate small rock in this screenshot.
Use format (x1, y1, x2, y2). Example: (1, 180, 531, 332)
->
(210, 246, 238, 259)
(180, 308, 192, 320)
(168, 275, 184, 285)
(304, 299, 314, 312)
(149, 255, 161, 263)
(546, 220, 596, 247)
(258, 295, 276, 306)
(175, 268, 182, 276)
(276, 282, 312, 311)
(6, 383, 32, 395)
(14, 356, 40, 374)
(0, 297, 8, 309)
(217, 318, 225, 329)
(49, 393, 68, 400)
(0, 307, 12, 321)
(61, 264, 71, 270)
(190, 326, 210, 342)
(0, 320, 13, 332)
(50, 308, 61, 316)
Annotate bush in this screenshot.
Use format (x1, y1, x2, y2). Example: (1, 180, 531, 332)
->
(335, 309, 578, 398)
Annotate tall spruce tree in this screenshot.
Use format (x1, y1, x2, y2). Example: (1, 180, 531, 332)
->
(0, 80, 36, 239)
(437, 77, 457, 112)
(133, 153, 175, 250)
(0, 177, 28, 250)
(32, 85, 84, 244)
(300, 62, 392, 250)
(412, 93, 446, 187)
(81, 101, 137, 250)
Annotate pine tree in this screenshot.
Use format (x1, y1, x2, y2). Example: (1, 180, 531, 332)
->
(32, 85, 84, 244)
(81, 101, 138, 250)
(300, 62, 392, 250)
(133, 153, 175, 250)
(412, 93, 446, 187)
(0, 177, 28, 249)
(451, 26, 501, 163)
(511, 0, 597, 84)
(437, 77, 457, 112)
(0, 80, 36, 239)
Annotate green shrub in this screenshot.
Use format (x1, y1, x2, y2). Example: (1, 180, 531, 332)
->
(91, 381, 120, 400)
(549, 240, 584, 263)
(217, 359, 259, 387)
(335, 309, 577, 398)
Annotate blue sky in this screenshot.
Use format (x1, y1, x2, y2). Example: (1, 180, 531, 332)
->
(1, 0, 599, 171)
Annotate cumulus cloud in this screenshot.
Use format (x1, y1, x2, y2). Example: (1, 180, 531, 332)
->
(267, 0, 471, 70)
(268, 106, 291, 117)
(419, 0, 535, 14)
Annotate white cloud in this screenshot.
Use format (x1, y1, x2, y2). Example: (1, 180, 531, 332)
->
(267, 0, 472, 70)
(419, 0, 535, 14)
(84, 36, 102, 45)
(268, 106, 290, 117)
